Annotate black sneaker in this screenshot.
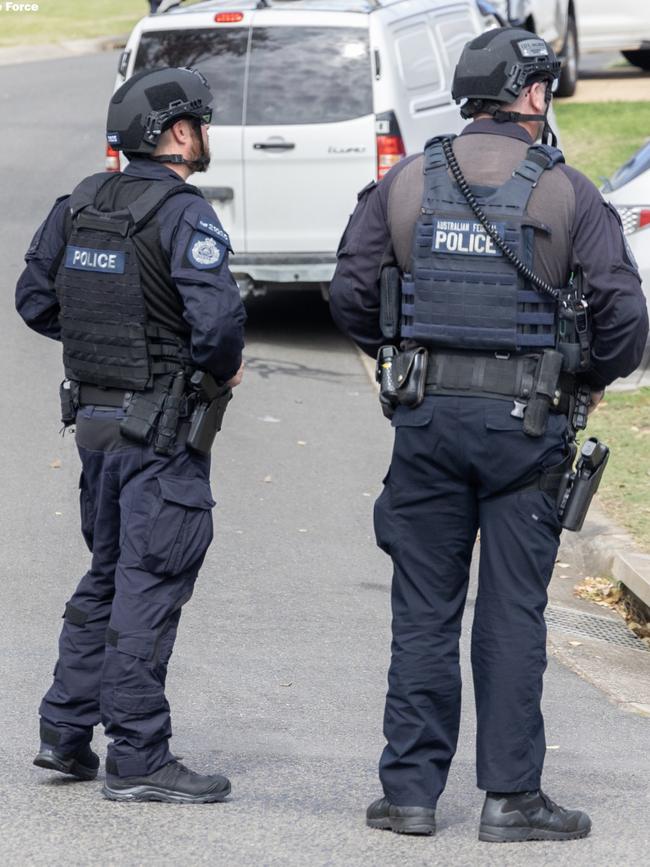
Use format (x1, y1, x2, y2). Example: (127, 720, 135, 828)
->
(366, 796, 436, 836)
(479, 790, 591, 843)
(33, 744, 99, 781)
(102, 759, 231, 804)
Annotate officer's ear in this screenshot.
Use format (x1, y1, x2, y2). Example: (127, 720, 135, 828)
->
(165, 119, 193, 148)
(528, 81, 548, 114)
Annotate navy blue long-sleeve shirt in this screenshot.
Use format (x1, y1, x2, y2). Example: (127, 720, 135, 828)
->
(16, 159, 246, 383)
(330, 120, 648, 389)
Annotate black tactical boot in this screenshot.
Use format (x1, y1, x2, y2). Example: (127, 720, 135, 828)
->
(479, 790, 591, 842)
(366, 796, 436, 835)
(33, 744, 99, 781)
(103, 759, 231, 804)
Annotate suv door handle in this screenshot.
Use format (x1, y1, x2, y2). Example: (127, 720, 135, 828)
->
(200, 186, 234, 202)
(253, 142, 295, 151)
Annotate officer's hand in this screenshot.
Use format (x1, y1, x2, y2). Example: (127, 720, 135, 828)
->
(588, 389, 605, 414)
(226, 361, 244, 388)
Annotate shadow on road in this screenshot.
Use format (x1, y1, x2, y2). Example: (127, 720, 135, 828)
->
(244, 289, 338, 349)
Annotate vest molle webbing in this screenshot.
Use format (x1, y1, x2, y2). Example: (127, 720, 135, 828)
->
(401, 136, 564, 352)
(55, 173, 199, 390)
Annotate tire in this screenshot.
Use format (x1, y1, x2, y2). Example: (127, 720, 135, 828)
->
(622, 49, 650, 71)
(556, 14, 578, 98)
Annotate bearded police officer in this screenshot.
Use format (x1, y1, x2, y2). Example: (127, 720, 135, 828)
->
(330, 29, 648, 841)
(16, 67, 246, 803)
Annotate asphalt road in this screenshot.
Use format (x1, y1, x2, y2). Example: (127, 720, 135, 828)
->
(0, 53, 648, 866)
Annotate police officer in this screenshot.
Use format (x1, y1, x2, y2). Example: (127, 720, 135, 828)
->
(16, 67, 246, 803)
(330, 29, 648, 841)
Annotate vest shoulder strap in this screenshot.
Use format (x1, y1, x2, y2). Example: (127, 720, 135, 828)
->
(69, 173, 118, 218)
(127, 180, 203, 231)
(502, 142, 566, 209)
(527, 142, 565, 170)
(422, 134, 457, 176)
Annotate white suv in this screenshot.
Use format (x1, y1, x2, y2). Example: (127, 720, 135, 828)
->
(112, 0, 484, 298)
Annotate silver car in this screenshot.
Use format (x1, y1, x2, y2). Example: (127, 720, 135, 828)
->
(602, 143, 650, 387)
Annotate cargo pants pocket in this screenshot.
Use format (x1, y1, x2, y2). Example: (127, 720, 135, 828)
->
(142, 476, 215, 576)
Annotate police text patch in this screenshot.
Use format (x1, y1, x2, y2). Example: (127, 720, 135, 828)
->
(432, 219, 504, 257)
(65, 246, 126, 273)
(187, 232, 224, 269)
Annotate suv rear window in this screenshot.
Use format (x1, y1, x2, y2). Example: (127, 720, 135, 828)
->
(245, 27, 372, 125)
(134, 29, 248, 125)
(134, 25, 372, 127)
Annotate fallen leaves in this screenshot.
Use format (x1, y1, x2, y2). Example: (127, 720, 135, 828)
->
(574, 576, 650, 648)
(574, 576, 622, 607)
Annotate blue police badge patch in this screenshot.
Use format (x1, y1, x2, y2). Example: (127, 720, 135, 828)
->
(187, 232, 223, 269)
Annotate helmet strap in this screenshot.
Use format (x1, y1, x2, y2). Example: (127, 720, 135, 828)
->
(148, 119, 210, 172)
(493, 80, 557, 147)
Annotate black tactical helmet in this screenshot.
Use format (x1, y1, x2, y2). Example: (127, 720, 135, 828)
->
(106, 67, 213, 155)
(452, 27, 561, 112)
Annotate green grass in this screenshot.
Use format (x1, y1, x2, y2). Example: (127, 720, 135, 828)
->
(0, 0, 139, 46)
(554, 102, 650, 184)
(585, 388, 650, 551)
(0, 0, 200, 47)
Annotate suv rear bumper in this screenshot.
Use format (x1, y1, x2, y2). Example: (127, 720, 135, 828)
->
(230, 253, 336, 284)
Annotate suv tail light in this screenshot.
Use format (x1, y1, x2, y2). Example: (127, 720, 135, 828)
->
(613, 205, 650, 235)
(375, 111, 405, 180)
(105, 145, 121, 173)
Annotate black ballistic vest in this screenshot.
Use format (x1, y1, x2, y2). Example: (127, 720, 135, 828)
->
(401, 136, 565, 352)
(55, 173, 201, 390)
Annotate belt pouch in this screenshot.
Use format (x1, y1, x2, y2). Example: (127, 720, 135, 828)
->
(394, 347, 428, 408)
(120, 387, 167, 445)
(59, 379, 80, 426)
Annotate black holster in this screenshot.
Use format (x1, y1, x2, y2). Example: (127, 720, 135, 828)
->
(186, 370, 232, 456)
(558, 437, 610, 532)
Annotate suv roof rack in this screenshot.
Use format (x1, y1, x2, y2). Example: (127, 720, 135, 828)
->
(155, 0, 388, 14)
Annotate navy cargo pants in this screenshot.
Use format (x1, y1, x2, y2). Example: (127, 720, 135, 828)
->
(374, 395, 569, 807)
(39, 406, 215, 777)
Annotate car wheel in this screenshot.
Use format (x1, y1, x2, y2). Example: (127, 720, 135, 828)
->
(556, 13, 578, 98)
(622, 49, 650, 71)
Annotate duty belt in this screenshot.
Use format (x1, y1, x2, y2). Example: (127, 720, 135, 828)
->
(78, 384, 126, 408)
(423, 350, 573, 415)
(78, 383, 193, 417)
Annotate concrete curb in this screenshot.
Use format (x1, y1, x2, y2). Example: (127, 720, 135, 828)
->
(355, 345, 650, 608)
(559, 500, 650, 610)
(0, 34, 126, 67)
